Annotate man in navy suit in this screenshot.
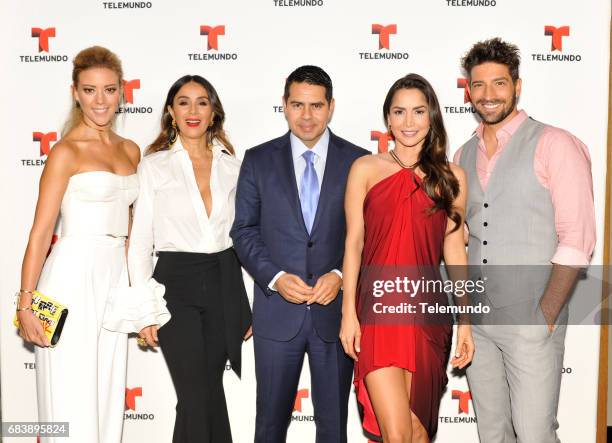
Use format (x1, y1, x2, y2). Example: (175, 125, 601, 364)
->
(231, 65, 369, 443)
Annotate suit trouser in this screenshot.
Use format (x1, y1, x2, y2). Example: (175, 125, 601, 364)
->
(253, 308, 354, 443)
(156, 254, 232, 443)
(466, 302, 567, 443)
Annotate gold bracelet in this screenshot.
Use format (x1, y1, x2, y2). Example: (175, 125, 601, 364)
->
(19, 289, 35, 295)
(16, 306, 33, 312)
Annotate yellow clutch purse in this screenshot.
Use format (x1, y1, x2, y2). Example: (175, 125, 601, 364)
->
(13, 291, 69, 347)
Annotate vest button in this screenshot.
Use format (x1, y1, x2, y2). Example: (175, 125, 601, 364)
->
(308, 241, 314, 248)
(484, 203, 489, 208)
(483, 240, 488, 245)
(482, 259, 488, 264)
(483, 222, 488, 227)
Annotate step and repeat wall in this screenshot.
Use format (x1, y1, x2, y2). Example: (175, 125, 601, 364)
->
(1, 1, 610, 442)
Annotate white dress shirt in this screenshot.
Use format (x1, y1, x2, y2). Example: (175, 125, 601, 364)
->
(128, 137, 241, 286)
(268, 128, 341, 290)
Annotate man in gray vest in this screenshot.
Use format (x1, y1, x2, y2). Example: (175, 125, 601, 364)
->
(454, 38, 595, 442)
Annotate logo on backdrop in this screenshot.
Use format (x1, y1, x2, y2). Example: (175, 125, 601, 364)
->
(273, 98, 285, 113)
(439, 389, 477, 424)
(291, 388, 314, 422)
(372, 24, 396, 50)
(124, 387, 155, 420)
(201, 25, 225, 50)
(123, 79, 140, 104)
(444, 77, 476, 115)
(371, 130, 394, 153)
(32, 27, 55, 52)
(22, 131, 56, 166)
(532, 25, 581, 62)
(117, 79, 153, 114)
(272, 0, 324, 6)
(102, 1, 153, 9)
(445, 0, 497, 6)
(545, 26, 570, 51)
(189, 25, 238, 61)
(359, 24, 409, 60)
(451, 390, 472, 414)
(34, 132, 57, 156)
(21, 27, 68, 62)
(125, 387, 142, 411)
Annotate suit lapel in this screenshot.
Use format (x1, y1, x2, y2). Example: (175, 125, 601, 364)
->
(310, 132, 342, 236)
(273, 132, 308, 233)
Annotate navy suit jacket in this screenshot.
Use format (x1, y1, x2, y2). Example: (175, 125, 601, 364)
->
(230, 130, 370, 342)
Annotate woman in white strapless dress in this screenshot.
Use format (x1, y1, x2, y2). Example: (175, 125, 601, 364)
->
(16, 47, 165, 443)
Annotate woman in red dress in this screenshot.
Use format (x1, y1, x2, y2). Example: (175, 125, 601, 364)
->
(340, 74, 475, 443)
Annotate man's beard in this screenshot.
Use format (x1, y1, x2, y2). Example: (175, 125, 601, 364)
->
(474, 93, 518, 125)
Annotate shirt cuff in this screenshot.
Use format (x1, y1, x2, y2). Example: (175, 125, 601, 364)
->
(102, 278, 171, 333)
(331, 269, 343, 279)
(268, 270, 286, 291)
(550, 246, 590, 268)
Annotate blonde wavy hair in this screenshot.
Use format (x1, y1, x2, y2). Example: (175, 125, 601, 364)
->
(62, 46, 124, 136)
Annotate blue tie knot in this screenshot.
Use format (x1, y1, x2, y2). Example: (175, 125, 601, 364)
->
(302, 150, 315, 164)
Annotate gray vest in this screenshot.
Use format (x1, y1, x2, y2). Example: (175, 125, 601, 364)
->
(458, 117, 556, 307)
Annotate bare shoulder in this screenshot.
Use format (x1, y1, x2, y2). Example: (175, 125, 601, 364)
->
(352, 153, 376, 168)
(349, 153, 383, 178)
(449, 162, 466, 182)
(352, 152, 390, 170)
(119, 137, 141, 166)
(45, 139, 78, 167)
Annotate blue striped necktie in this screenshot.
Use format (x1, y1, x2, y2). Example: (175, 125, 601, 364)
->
(300, 150, 319, 234)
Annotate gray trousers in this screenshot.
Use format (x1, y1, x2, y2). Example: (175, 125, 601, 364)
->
(466, 303, 567, 443)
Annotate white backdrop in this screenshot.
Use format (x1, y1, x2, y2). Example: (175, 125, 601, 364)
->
(0, 1, 610, 442)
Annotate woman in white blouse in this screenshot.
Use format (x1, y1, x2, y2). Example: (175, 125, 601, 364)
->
(127, 75, 252, 443)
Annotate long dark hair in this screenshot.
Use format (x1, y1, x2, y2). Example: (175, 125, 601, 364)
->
(147, 75, 234, 155)
(383, 73, 461, 232)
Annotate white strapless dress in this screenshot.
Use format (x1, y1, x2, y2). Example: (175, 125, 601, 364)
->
(35, 171, 138, 443)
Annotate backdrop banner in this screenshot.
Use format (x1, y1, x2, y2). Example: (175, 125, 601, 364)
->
(1, 1, 610, 441)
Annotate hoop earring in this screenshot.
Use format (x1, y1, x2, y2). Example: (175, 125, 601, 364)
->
(208, 113, 215, 128)
(168, 119, 178, 145)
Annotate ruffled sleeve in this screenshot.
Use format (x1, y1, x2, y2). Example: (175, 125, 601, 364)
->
(102, 157, 172, 333)
(103, 278, 171, 333)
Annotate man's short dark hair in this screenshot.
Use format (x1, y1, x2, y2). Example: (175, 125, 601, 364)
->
(461, 38, 521, 82)
(283, 65, 333, 103)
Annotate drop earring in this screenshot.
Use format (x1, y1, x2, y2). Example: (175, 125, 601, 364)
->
(169, 119, 178, 144)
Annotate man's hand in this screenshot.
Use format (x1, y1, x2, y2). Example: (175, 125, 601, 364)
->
(307, 272, 342, 305)
(275, 273, 313, 304)
(539, 264, 580, 332)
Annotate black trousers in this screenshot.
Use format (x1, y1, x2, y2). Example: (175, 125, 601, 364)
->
(154, 251, 232, 443)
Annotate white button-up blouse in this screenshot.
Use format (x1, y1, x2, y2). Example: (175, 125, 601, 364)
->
(128, 137, 241, 286)
(102, 138, 240, 334)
